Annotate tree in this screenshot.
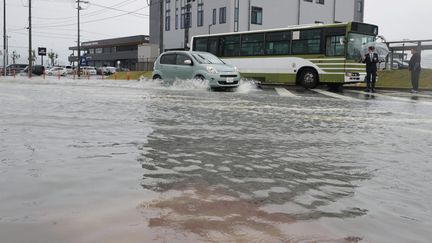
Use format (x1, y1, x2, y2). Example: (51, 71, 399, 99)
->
(48, 51, 58, 66)
(10, 51, 20, 64)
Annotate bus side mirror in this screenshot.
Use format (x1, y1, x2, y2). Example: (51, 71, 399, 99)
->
(340, 37, 346, 45)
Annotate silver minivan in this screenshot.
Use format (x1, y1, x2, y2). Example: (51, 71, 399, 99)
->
(152, 51, 241, 89)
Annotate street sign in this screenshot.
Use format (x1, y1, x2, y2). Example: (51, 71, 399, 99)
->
(79, 56, 88, 66)
(38, 47, 47, 56)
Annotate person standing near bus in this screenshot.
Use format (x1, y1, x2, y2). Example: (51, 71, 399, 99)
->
(409, 48, 421, 93)
(362, 46, 379, 92)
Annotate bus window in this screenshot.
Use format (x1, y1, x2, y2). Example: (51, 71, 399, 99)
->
(292, 29, 322, 55)
(208, 37, 220, 56)
(241, 33, 265, 56)
(221, 35, 240, 57)
(266, 31, 290, 55)
(194, 38, 208, 52)
(326, 36, 345, 56)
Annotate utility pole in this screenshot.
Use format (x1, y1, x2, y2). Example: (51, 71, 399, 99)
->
(3, 0, 6, 76)
(28, 0, 32, 78)
(76, 0, 88, 78)
(77, 0, 81, 78)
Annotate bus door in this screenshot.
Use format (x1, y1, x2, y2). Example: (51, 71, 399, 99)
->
(324, 28, 346, 57)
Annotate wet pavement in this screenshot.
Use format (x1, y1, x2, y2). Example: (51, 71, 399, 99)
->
(1, 77, 431, 243)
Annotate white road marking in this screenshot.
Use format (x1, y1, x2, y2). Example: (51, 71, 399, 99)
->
(382, 91, 432, 99)
(275, 88, 298, 97)
(347, 90, 432, 105)
(312, 89, 360, 101)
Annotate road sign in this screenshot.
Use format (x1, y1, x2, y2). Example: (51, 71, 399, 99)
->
(38, 47, 47, 56)
(79, 56, 88, 66)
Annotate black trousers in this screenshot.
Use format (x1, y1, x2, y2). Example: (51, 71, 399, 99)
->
(411, 70, 420, 91)
(366, 70, 377, 90)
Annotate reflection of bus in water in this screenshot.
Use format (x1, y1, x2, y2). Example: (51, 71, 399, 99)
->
(191, 22, 378, 88)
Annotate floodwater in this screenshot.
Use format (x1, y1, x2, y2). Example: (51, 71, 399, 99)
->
(0, 77, 431, 243)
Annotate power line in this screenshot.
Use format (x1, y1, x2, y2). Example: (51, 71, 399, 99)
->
(33, 6, 148, 28)
(33, 0, 140, 20)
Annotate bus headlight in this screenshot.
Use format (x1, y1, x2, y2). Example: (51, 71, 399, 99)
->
(234, 66, 239, 72)
(206, 66, 218, 74)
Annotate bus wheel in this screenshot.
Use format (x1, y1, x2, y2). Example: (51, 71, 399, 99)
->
(152, 74, 162, 80)
(299, 69, 319, 89)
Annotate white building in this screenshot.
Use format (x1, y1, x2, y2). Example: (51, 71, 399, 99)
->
(150, 0, 364, 52)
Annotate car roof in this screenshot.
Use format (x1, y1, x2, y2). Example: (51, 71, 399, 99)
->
(161, 51, 212, 55)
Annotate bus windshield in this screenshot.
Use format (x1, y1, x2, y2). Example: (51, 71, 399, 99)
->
(347, 33, 376, 60)
(192, 52, 225, 64)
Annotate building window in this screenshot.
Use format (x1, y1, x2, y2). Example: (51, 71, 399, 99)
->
(212, 9, 217, 25)
(357, 1, 363, 12)
(181, 2, 192, 29)
(219, 7, 226, 24)
(234, 0, 239, 32)
(165, 0, 171, 31)
(165, 11, 171, 31)
(95, 48, 103, 54)
(316, 0, 325, 4)
(197, 2, 204, 27)
(304, 0, 312, 2)
(251, 7, 262, 25)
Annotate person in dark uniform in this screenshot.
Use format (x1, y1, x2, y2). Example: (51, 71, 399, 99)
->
(409, 48, 421, 93)
(362, 46, 379, 92)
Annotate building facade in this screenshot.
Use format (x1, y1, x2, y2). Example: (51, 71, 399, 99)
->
(150, 0, 364, 52)
(69, 35, 150, 71)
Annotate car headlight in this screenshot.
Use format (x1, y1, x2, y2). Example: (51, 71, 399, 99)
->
(234, 66, 239, 72)
(206, 66, 218, 74)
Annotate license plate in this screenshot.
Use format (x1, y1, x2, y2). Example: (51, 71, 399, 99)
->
(226, 78, 234, 83)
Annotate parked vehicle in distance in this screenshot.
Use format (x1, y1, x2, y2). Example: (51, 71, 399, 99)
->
(116, 67, 130, 72)
(152, 51, 241, 90)
(80, 66, 97, 75)
(96, 66, 117, 75)
(65, 65, 74, 74)
(21, 65, 46, 76)
(46, 67, 68, 76)
(102, 66, 116, 75)
(6, 64, 27, 75)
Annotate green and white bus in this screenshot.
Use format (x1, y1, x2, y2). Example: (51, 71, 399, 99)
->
(191, 22, 378, 88)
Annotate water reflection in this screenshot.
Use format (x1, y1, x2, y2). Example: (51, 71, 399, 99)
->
(137, 93, 374, 240)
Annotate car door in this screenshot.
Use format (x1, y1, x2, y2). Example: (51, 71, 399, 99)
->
(175, 53, 194, 80)
(159, 53, 177, 80)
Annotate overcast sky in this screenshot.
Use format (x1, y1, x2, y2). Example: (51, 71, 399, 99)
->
(1, 0, 431, 65)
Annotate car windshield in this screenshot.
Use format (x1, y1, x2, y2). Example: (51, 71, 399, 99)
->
(346, 33, 376, 60)
(192, 53, 224, 64)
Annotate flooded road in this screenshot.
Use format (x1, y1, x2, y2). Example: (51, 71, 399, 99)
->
(1, 78, 431, 243)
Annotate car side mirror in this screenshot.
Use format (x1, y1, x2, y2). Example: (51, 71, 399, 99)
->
(184, 59, 192, 65)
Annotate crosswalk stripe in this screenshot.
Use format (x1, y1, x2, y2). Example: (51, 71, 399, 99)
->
(347, 90, 432, 105)
(312, 89, 360, 101)
(382, 92, 432, 99)
(275, 88, 298, 97)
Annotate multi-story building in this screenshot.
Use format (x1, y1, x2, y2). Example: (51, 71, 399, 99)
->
(69, 35, 150, 71)
(150, 0, 365, 52)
